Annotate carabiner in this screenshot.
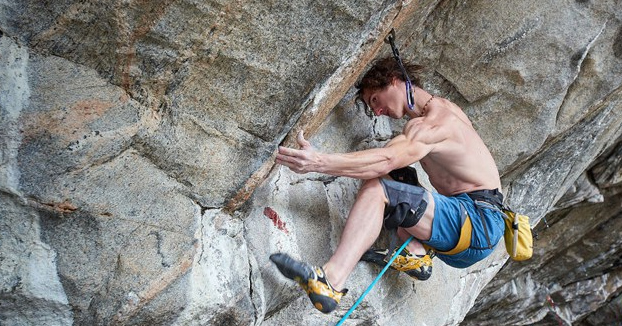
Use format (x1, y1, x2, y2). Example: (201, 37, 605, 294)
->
(384, 28, 415, 110)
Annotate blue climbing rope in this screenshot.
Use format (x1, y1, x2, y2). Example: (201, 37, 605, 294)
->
(335, 236, 414, 326)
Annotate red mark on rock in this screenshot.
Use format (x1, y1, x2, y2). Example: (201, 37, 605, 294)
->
(263, 207, 289, 234)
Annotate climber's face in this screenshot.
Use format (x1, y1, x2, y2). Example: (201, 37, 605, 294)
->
(362, 79, 406, 119)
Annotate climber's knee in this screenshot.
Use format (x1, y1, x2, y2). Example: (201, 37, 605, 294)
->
(388, 166, 420, 186)
(358, 178, 386, 201)
(379, 178, 428, 229)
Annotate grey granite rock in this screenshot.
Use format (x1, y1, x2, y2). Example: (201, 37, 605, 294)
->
(1, 0, 622, 325)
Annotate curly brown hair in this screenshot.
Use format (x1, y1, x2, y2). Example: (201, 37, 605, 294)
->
(355, 56, 424, 101)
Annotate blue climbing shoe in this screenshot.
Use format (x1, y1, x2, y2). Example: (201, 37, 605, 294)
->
(361, 247, 434, 281)
(270, 253, 348, 313)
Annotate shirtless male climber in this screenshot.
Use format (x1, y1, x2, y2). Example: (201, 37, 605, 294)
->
(270, 56, 506, 314)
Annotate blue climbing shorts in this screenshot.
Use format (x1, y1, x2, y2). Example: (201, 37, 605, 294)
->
(422, 193, 505, 268)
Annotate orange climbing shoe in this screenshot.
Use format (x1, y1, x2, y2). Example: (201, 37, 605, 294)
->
(361, 247, 434, 281)
(270, 253, 348, 313)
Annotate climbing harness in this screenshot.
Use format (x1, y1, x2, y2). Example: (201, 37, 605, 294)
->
(336, 236, 414, 326)
(429, 205, 473, 255)
(419, 189, 534, 261)
(385, 28, 415, 110)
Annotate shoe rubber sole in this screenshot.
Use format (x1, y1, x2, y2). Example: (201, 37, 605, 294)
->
(270, 253, 346, 313)
(270, 253, 314, 283)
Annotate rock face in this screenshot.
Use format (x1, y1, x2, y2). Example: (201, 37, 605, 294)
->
(1, 0, 621, 325)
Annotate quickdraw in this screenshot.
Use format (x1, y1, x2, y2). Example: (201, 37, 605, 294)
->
(384, 28, 415, 110)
